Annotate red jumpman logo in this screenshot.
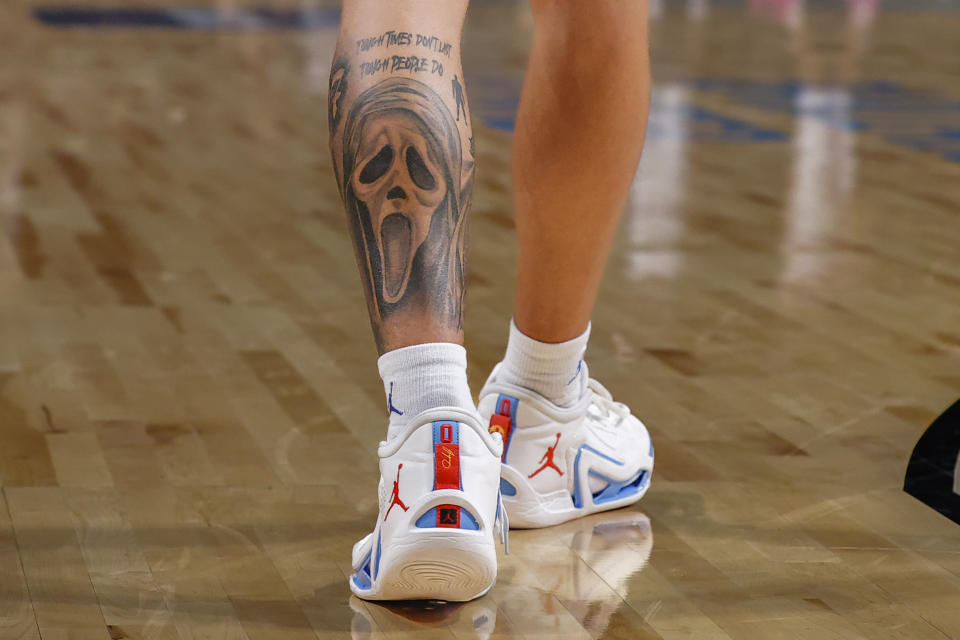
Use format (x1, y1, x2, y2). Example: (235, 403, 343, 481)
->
(529, 433, 563, 478)
(384, 464, 409, 520)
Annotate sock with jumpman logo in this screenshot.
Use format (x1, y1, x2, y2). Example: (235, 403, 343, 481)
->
(497, 319, 591, 408)
(378, 342, 478, 441)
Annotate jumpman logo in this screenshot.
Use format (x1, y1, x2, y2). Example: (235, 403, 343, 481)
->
(384, 464, 409, 520)
(388, 382, 404, 417)
(529, 433, 564, 478)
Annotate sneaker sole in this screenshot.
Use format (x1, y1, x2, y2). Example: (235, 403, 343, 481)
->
(350, 527, 497, 601)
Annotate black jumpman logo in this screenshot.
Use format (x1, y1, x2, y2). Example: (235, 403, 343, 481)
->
(439, 507, 458, 524)
(388, 382, 404, 416)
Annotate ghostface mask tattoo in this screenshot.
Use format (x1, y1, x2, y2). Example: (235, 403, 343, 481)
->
(339, 78, 471, 331)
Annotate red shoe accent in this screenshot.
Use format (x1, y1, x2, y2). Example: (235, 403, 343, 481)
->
(529, 433, 564, 478)
(433, 423, 462, 528)
(384, 464, 409, 520)
(434, 423, 460, 490)
(489, 413, 513, 462)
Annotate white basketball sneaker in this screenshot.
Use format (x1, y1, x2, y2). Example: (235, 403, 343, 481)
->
(349, 407, 509, 601)
(477, 362, 654, 528)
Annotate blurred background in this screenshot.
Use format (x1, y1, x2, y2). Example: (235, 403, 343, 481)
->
(1, 1, 959, 638)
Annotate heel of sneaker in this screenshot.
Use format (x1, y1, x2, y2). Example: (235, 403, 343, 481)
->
(351, 488, 500, 601)
(358, 495, 497, 602)
(376, 528, 497, 601)
(352, 411, 504, 601)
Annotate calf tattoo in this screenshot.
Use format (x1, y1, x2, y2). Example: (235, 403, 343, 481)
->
(452, 75, 467, 121)
(328, 59, 349, 133)
(331, 71, 473, 352)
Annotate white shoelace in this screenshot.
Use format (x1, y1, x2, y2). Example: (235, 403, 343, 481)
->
(585, 379, 630, 431)
(494, 491, 509, 554)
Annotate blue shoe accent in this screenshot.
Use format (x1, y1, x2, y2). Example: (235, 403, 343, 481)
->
(416, 508, 438, 528)
(590, 469, 649, 505)
(460, 507, 480, 530)
(432, 420, 461, 445)
(572, 448, 585, 508)
(351, 573, 370, 589)
(373, 532, 382, 580)
(500, 478, 517, 496)
(649, 440, 654, 458)
(572, 445, 627, 508)
(581, 444, 624, 466)
(351, 551, 373, 590)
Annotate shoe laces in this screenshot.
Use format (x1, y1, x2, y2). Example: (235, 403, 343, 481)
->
(585, 378, 630, 430)
(494, 490, 509, 554)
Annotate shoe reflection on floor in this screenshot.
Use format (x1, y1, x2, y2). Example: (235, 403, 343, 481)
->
(349, 511, 652, 639)
(497, 511, 654, 638)
(350, 594, 497, 639)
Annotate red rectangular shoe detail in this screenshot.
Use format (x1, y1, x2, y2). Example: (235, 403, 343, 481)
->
(434, 443, 460, 490)
(489, 414, 512, 461)
(436, 504, 460, 528)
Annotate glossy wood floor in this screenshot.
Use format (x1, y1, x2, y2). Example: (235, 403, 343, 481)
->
(1, 0, 959, 638)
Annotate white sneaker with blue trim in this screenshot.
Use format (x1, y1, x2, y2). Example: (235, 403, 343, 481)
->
(478, 362, 654, 528)
(350, 407, 508, 601)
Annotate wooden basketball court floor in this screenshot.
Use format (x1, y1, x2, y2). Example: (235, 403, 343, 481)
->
(0, 0, 959, 638)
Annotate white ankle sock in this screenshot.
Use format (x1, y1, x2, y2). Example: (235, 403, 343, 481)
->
(378, 342, 477, 441)
(498, 319, 591, 408)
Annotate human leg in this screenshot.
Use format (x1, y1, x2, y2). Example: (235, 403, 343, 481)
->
(480, 1, 654, 528)
(330, 0, 505, 600)
(512, 0, 651, 345)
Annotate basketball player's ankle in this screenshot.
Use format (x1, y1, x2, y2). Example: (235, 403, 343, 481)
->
(378, 342, 478, 441)
(498, 319, 590, 408)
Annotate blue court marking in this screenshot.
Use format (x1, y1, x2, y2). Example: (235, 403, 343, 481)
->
(683, 106, 787, 142)
(33, 6, 340, 30)
(466, 73, 787, 141)
(692, 78, 960, 164)
(471, 75, 960, 158)
(33, 6, 960, 161)
(461, 74, 523, 132)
